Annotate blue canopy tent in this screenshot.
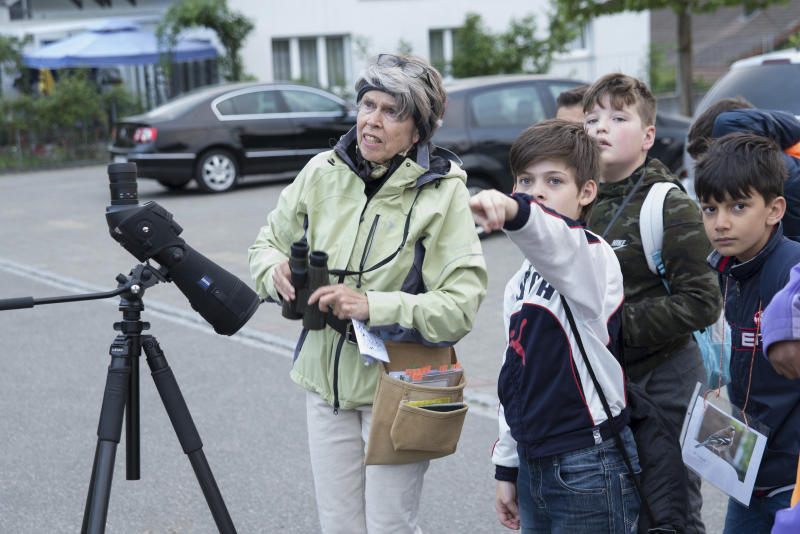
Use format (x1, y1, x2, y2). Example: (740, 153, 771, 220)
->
(22, 19, 218, 108)
(22, 19, 217, 68)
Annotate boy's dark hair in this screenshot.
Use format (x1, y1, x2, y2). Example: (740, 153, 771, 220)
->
(687, 97, 754, 159)
(556, 84, 589, 110)
(510, 118, 600, 218)
(694, 132, 786, 204)
(583, 72, 656, 126)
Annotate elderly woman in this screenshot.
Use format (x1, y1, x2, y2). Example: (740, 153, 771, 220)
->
(248, 54, 487, 533)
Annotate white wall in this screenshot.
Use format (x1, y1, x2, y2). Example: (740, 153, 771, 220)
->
(229, 0, 651, 88)
(549, 11, 651, 85)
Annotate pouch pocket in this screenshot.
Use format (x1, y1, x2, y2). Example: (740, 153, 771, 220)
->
(364, 343, 468, 465)
(390, 400, 468, 454)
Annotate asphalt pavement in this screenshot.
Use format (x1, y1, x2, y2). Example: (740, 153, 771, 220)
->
(0, 165, 728, 532)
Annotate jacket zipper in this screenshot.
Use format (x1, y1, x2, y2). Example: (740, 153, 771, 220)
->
(332, 331, 346, 414)
(333, 209, 381, 412)
(357, 214, 380, 288)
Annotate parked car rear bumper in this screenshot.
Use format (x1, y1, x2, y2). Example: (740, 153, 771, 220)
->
(109, 146, 196, 182)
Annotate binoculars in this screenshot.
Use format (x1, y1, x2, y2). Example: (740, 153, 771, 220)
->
(281, 241, 329, 330)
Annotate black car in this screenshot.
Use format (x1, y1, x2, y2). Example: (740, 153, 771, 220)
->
(109, 82, 356, 193)
(433, 75, 690, 194)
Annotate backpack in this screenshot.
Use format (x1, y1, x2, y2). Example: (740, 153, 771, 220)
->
(640, 182, 732, 389)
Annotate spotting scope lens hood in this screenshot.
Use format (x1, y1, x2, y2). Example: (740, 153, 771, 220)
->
(104, 163, 260, 335)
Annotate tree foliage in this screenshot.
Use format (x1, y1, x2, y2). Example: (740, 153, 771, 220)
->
(0, 34, 32, 94)
(451, 12, 578, 78)
(157, 0, 255, 82)
(0, 70, 140, 168)
(551, 0, 791, 114)
(0, 35, 30, 77)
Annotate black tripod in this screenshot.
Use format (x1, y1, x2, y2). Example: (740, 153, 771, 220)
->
(1, 263, 236, 534)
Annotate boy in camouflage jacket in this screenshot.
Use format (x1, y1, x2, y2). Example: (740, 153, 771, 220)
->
(584, 73, 722, 534)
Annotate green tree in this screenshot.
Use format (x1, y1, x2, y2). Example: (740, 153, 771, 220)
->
(0, 34, 32, 95)
(551, 0, 790, 116)
(451, 13, 577, 78)
(158, 0, 255, 82)
(648, 43, 677, 95)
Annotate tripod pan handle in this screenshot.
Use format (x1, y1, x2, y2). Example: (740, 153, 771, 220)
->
(0, 296, 34, 310)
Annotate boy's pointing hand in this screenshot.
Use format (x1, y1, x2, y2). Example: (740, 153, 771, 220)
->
(469, 189, 518, 234)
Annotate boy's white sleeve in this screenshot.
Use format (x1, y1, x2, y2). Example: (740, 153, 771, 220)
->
(492, 402, 519, 479)
(503, 193, 620, 321)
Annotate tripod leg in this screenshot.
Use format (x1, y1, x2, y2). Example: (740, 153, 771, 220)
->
(82, 336, 132, 534)
(142, 336, 237, 534)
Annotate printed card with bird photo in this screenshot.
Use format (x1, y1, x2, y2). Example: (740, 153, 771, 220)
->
(681, 382, 768, 506)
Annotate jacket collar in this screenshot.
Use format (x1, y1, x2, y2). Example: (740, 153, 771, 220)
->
(596, 158, 685, 200)
(707, 223, 785, 280)
(333, 126, 463, 188)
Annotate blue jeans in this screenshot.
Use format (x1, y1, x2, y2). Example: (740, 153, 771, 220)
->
(723, 491, 792, 534)
(517, 425, 641, 533)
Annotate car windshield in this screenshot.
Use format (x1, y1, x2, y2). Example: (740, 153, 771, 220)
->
(697, 62, 800, 115)
(141, 90, 214, 120)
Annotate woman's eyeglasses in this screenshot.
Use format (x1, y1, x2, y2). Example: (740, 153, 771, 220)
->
(377, 54, 432, 86)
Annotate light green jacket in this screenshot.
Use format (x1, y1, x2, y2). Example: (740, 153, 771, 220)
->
(248, 134, 487, 410)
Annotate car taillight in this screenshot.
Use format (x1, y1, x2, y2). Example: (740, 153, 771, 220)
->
(133, 127, 157, 143)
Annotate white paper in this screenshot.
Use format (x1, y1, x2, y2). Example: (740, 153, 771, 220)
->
(351, 319, 389, 363)
(681, 383, 768, 506)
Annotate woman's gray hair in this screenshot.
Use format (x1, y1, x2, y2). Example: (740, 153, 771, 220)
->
(354, 54, 446, 145)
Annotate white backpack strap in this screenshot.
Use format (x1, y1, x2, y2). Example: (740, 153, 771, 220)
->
(639, 182, 679, 277)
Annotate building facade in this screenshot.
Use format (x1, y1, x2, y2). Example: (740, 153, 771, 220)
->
(2, 0, 651, 99)
(228, 0, 650, 93)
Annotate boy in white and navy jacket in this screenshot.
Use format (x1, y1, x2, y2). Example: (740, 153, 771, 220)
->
(470, 119, 639, 533)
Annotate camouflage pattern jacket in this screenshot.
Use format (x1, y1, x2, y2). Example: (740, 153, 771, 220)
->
(588, 159, 722, 379)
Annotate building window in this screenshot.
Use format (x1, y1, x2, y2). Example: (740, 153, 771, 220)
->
(272, 35, 349, 90)
(566, 24, 588, 51)
(429, 30, 445, 73)
(326, 36, 346, 88)
(429, 28, 458, 78)
(299, 38, 319, 85)
(272, 39, 291, 81)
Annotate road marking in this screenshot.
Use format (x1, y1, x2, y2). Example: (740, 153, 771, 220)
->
(0, 256, 497, 418)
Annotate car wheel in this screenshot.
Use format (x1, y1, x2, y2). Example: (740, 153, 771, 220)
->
(196, 150, 239, 193)
(466, 177, 494, 239)
(157, 178, 191, 190)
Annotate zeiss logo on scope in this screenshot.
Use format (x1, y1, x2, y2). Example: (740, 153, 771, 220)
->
(197, 275, 213, 290)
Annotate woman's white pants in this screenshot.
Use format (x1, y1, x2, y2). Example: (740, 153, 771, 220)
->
(306, 390, 428, 534)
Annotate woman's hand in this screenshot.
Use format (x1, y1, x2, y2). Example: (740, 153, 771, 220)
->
(308, 284, 370, 322)
(272, 261, 295, 302)
(469, 189, 518, 234)
(495, 480, 520, 530)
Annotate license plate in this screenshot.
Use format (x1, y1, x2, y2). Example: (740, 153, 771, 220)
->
(113, 155, 128, 163)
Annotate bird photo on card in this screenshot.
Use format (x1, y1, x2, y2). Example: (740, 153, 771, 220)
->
(696, 425, 736, 454)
